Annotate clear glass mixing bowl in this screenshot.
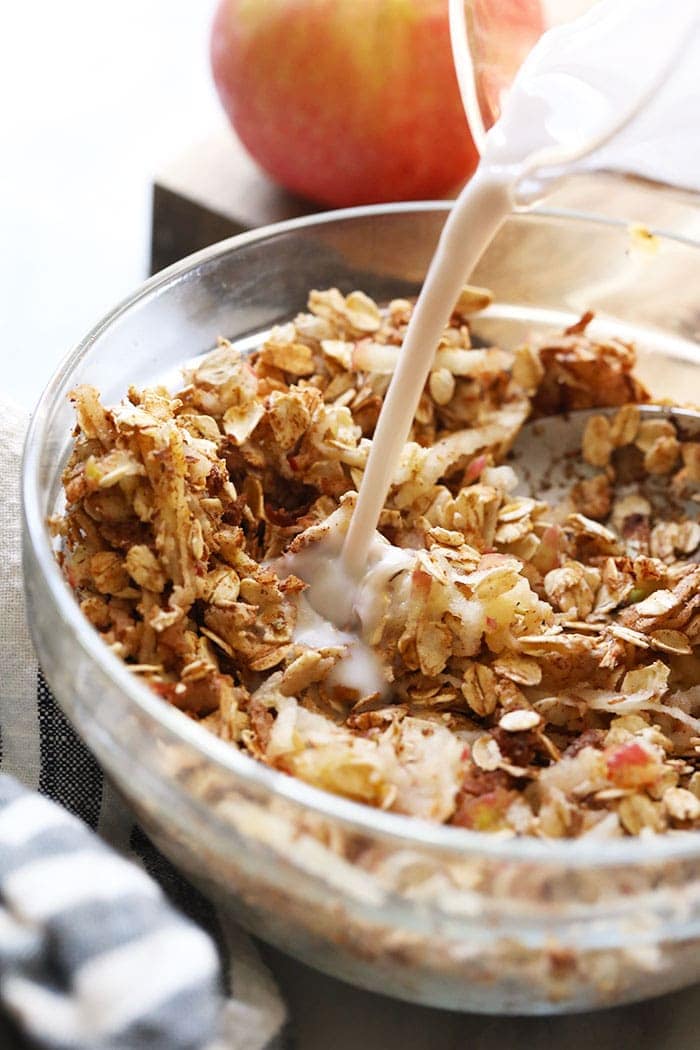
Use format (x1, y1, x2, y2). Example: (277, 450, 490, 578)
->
(22, 203, 700, 1014)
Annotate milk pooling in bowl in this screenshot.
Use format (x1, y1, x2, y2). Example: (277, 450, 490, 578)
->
(284, 0, 697, 668)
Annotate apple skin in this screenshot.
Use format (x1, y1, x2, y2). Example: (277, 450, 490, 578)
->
(211, 0, 542, 208)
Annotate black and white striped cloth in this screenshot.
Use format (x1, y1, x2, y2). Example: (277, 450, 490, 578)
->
(0, 774, 220, 1049)
(0, 397, 287, 1049)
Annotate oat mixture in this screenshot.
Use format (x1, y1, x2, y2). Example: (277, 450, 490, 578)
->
(56, 288, 700, 837)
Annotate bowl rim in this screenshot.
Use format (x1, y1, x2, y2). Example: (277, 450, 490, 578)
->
(22, 198, 700, 869)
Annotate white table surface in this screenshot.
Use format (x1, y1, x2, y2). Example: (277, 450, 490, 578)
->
(4, 3, 699, 1046)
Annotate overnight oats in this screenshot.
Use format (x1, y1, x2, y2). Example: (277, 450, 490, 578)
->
(55, 286, 700, 841)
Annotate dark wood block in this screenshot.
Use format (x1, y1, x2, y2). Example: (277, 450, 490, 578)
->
(151, 127, 700, 277)
(151, 128, 316, 274)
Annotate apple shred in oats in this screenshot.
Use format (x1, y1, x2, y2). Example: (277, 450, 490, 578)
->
(55, 288, 700, 837)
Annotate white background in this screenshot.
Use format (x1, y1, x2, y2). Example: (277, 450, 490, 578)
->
(1, 0, 222, 408)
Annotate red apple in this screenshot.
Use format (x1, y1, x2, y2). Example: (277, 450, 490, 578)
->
(210, 0, 544, 208)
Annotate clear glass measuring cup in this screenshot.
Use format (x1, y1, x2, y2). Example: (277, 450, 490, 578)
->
(450, 1, 597, 156)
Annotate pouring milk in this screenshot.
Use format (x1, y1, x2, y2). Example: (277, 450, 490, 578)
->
(281, 0, 697, 680)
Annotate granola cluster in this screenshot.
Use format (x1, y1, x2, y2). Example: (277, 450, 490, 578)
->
(56, 288, 700, 838)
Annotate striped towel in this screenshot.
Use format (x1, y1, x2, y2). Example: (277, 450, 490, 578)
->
(0, 397, 287, 1050)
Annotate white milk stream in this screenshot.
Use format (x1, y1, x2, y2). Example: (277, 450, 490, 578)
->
(280, 0, 697, 693)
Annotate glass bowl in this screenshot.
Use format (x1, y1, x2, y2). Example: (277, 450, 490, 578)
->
(22, 203, 700, 1014)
